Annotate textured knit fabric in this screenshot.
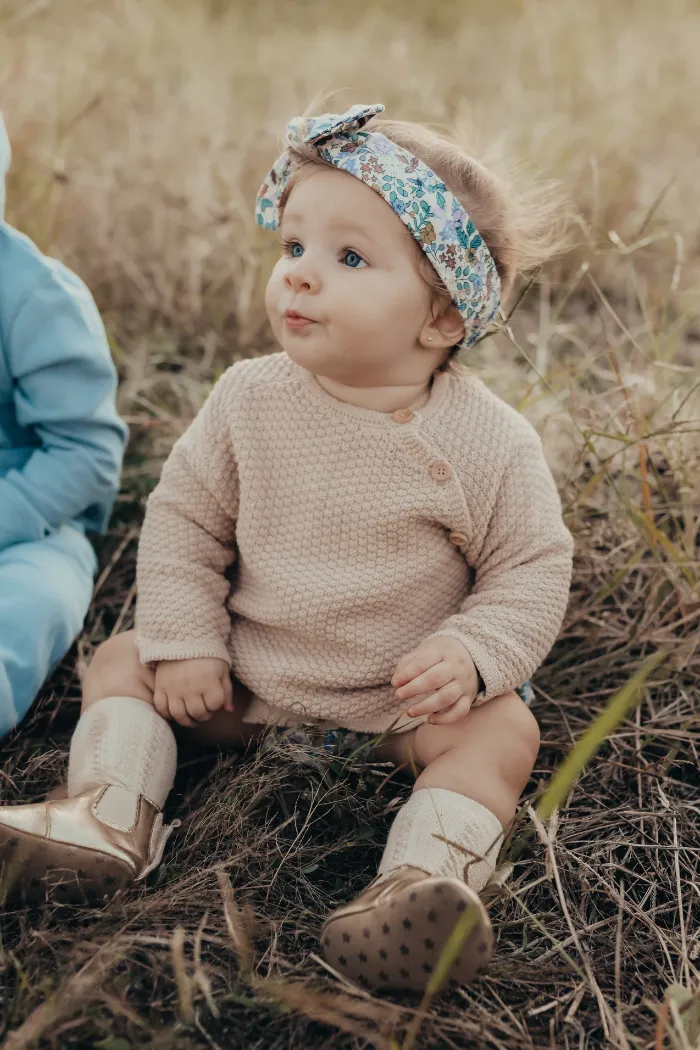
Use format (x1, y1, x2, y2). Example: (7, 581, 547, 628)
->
(377, 788, 504, 891)
(67, 695, 177, 808)
(135, 352, 573, 733)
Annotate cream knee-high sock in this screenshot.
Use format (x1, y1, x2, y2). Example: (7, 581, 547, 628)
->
(67, 695, 177, 810)
(377, 787, 504, 892)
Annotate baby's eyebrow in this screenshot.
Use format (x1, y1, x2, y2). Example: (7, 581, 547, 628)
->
(328, 221, 378, 244)
(281, 212, 378, 246)
(279, 209, 305, 225)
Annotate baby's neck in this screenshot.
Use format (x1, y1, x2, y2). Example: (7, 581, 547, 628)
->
(314, 375, 434, 413)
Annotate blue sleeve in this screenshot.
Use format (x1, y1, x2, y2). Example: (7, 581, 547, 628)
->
(0, 254, 128, 549)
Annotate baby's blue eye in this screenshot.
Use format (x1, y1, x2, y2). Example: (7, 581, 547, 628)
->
(343, 250, 365, 268)
(289, 242, 304, 258)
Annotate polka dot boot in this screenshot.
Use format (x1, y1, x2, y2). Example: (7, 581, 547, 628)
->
(320, 864, 493, 992)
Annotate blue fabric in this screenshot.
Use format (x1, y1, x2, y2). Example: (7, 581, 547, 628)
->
(516, 679, 535, 706)
(0, 113, 128, 549)
(0, 113, 128, 736)
(0, 524, 97, 736)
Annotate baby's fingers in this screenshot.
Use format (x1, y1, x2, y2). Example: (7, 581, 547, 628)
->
(201, 682, 229, 716)
(167, 693, 197, 728)
(392, 645, 443, 688)
(396, 660, 452, 703)
(204, 676, 233, 714)
(427, 695, 473, 725)
(184, 693, 214, 723)
(406, 678, 462, 716)
(153, 687, 170, 722)
(222, 675, 234, 713)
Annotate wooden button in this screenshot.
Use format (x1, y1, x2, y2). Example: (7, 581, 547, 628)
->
(429, 461, 452, 483)
(392, 408, 414, 424)
(449, 531, 469, 547)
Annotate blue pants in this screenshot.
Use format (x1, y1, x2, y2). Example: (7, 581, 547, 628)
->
(0, 524, 96, 738)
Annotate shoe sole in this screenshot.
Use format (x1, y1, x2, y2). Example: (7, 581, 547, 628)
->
(0, 825, 134, 904)
(320, 875, 493, 992)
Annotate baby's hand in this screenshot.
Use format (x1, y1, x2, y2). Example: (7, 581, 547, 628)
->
(392, 636, 479, 725)
(153, 657, 233, 728)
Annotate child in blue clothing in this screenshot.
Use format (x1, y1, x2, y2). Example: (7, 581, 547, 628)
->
(0, 114, 128, 737)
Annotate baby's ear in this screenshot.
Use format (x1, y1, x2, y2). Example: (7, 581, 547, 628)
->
(421, 305, 464, 349)
(436, 305, 465, 345)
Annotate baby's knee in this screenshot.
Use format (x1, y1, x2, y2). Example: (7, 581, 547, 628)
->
(453, 691, 539, 788)
(488, 693, 540, 792)
(82, 630, 155, 710)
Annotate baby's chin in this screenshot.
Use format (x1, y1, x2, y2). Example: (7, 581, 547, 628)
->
(274, 321, 385, 375)
(277, 329, 334, 365)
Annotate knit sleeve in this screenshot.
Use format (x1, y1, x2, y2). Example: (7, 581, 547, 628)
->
(430, 429, 574, 704)
(135, 371, 239, 666)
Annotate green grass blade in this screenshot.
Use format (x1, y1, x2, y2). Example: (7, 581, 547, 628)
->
(399, 903, 482, 1050)
(536, 649, 668, 821)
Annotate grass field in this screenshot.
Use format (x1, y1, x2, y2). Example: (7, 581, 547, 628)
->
(0, 0, 699, 1047)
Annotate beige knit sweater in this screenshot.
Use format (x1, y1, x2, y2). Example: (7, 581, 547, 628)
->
(135, 352, 573, 732)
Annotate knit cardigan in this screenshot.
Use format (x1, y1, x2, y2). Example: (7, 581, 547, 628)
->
(135, 352, 573, 732)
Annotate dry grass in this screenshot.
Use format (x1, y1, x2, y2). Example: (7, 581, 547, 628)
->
(0, 0, 699, 1047)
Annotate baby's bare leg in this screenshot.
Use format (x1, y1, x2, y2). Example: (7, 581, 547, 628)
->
(82, 630, 262, 747)
(376, 691, 540, 827)
(371, 692, 540, 889)
(82, 629, 156, 708)
(0, 631, 266, 897)
(321, 694, 538, 991)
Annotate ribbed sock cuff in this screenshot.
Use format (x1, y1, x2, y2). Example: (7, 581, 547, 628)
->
(67, 695, 177, 808)
(377, 787, 504, 892)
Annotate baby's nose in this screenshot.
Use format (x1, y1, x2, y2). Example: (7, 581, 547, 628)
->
(285, 265, 320, 294)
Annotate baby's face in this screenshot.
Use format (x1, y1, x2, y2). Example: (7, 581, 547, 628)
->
(265, 166, 437, 389)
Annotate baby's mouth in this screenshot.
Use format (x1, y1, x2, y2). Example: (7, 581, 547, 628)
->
(284, 309, 316, 331)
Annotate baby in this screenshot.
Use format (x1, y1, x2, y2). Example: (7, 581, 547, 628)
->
(0, 104, 573, 993)
(0, 113, 127, 738)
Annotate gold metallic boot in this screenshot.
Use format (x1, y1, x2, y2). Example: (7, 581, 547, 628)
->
(0, 784, 177, 902)
(320, 865, 493, 992)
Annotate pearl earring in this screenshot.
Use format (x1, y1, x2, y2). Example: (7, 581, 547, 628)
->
(427, 336, 433, 341)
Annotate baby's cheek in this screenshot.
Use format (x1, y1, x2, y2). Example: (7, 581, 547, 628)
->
(264, 266, 285, 320)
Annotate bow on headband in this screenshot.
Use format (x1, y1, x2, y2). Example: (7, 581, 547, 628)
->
(256, 104, 501, 351)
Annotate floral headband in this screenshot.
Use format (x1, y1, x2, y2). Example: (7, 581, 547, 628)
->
(255, 103, 501, 351)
